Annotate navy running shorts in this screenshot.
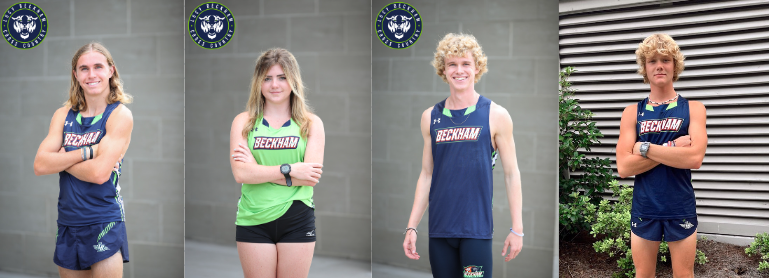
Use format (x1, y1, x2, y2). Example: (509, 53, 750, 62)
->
(631, 216, 698, 242)
(54, 221, 129, 270)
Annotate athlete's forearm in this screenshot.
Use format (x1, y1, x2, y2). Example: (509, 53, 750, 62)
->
(270, 178, 316, 187)
(617, 153, 660, 178)
(505, 167, 523, 233)
(645, 143, 705, 169)
(232, 162, 284, 185)
(34, 149, 85, 176)
(64, 156, 120, 184)
(407, 171, 431, 228)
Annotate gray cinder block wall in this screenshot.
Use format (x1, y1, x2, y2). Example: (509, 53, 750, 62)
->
(184, 0, 372, 261)
(0, 0, 184, 277)
(371, 0, 559, 277)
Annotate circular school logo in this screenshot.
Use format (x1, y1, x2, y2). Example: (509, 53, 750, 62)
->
(2, 2, 48, 49)
(188, 2, 235, 49)
(375, 2, 422, 49)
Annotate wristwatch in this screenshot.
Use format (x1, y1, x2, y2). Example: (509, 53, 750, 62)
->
(639, 142, 650, 158)
(280, 164, 292, 187)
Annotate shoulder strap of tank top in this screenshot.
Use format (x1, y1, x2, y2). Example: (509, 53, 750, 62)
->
(101, 101, 122, 120)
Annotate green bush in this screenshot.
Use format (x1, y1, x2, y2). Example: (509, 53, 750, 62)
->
(558, 66, 614, 235)
(559, 191, 596, 235)
(746, 232, 769, 271)
(587, 181, 707, 277)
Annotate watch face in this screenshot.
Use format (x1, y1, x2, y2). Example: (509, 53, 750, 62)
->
(280, 164, 290, 174)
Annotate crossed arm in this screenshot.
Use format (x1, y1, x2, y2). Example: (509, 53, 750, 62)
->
(34, 105, 133, 184)
(616, 101, 707, 178)
(229, 112, 325, 186)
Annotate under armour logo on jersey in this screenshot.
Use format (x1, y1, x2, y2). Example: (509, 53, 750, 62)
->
(64, 121, 73, 127)
(680, 220, 694, 230)
(433, 118, 440, 124)
(632, 222, 637, 227)
(638, 112, 644, 117)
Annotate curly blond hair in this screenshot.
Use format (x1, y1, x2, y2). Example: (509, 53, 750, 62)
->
(431, 33, 488, 84)
(635, 34, 685, 84)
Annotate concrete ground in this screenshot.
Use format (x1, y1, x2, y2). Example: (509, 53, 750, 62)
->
(185, 241, 371, 278)
(372, 263, 433, 278)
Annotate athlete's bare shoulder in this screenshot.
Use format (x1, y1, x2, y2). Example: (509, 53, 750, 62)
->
(423, 106, 434, 116)
(489, 101, 512, 124)
(421, 106, 434, 122)
(688, 100, 705, 110)
(308, 112, 323, 124)
(420, 106, 433, 132)
(622, 103, 637, 117)
(109, 103, 134, 125)
(54, 105, 70, 117)
(233, 111, 249, 124)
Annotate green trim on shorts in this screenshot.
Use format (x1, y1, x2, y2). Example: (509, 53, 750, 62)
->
(97, 222, 116, 243)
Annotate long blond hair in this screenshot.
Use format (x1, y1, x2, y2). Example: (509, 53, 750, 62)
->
(64, 42, 132, 111)
(242, 48, 313, 139)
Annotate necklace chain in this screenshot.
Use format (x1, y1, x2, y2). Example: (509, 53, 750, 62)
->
(445, 97, 476, 125)
(648, 94, 679, 105)
(447, 112, 471, 125)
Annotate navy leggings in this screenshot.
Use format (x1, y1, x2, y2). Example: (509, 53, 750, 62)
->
(429, 238, 493, 278)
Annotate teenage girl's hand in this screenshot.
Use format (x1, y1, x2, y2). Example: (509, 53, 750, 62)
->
(289, 162, 323, 183)
(232, 143, 257, 164)
(502, 232, 522, 262)
(403, 230, 420, 260)
(673, 135, 691, 147)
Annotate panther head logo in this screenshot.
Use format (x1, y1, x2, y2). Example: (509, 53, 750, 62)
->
(11, 15, 38, 40)
(199, 15, 226, 39)
(385, 15, 412, 39)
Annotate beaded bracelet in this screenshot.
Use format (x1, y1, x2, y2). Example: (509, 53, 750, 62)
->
(403, 227, 418, 235)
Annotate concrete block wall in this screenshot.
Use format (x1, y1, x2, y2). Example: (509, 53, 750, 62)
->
(0, 0, 184, 277)
(371, 0, 559, 277)
(184, 0, 372, 261)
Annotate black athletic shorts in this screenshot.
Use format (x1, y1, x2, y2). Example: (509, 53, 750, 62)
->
(236, 200, 316, 244)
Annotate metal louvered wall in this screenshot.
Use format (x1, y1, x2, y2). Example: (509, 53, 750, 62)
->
(559, 0, 769, 245)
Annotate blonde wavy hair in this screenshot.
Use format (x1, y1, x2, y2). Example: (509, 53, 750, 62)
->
(431, 33, 488, 84)
(242, 48, 313, 139)
(635, 34, 686, 84)
(65, 42, 132, 111)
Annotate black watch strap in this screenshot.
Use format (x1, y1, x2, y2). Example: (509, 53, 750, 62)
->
(280, 164, 292, 187)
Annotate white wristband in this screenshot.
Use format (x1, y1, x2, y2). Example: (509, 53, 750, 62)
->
(510, 228, 524, 237)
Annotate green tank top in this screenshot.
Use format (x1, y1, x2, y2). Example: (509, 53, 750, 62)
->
(236, 117, 313, 226)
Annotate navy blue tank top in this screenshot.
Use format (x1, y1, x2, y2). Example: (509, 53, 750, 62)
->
(632, 96, 696, 219)
(428, 95, 497, 239)
(58, 101, 125, 226)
